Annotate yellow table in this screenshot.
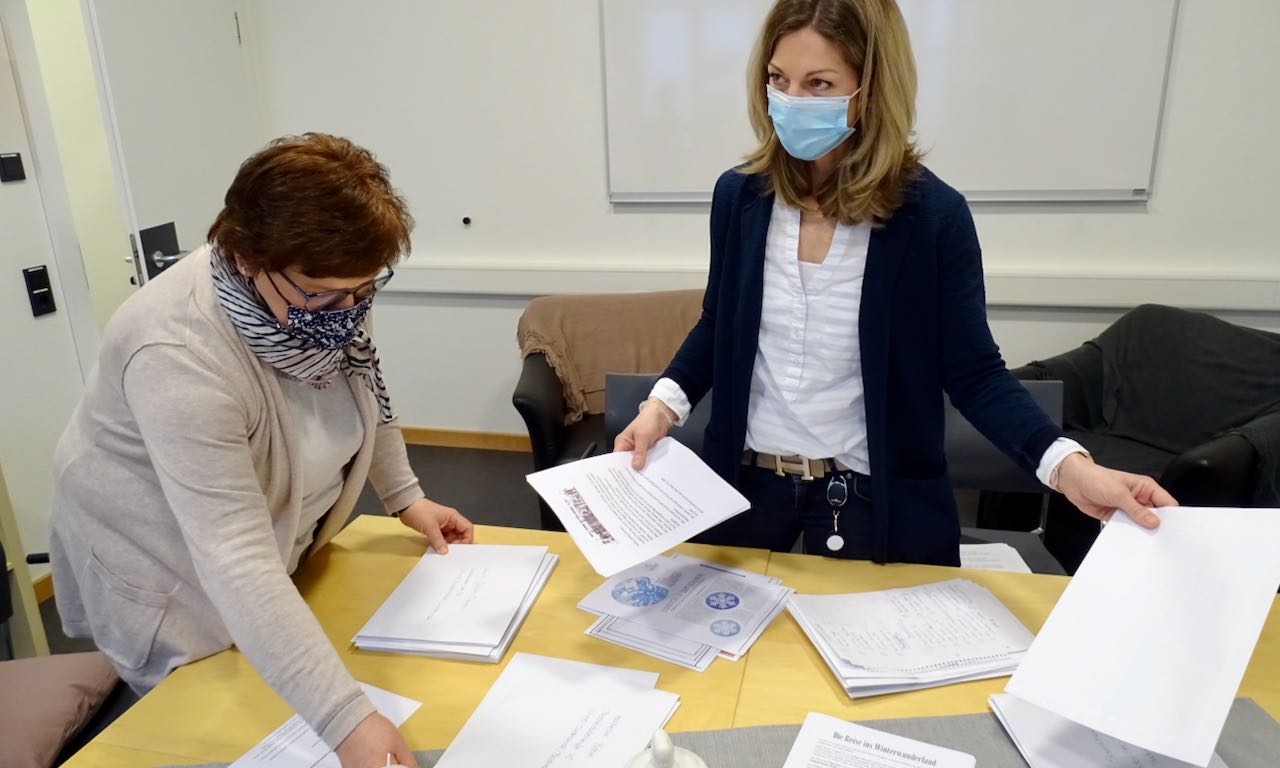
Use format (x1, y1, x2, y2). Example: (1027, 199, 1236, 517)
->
(62, 517, 1280, 766)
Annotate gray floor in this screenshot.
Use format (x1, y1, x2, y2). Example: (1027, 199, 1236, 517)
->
(41, 444, 542, 656)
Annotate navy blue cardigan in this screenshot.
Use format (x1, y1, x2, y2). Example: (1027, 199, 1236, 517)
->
(663, 167, 1064, 566)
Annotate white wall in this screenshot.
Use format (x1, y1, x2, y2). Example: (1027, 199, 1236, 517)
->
(0, 15, 85, 563)
(241, 0, 1280, 434)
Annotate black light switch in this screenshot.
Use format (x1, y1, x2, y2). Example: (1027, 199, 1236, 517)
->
(23, 266, 56, 317)
(0, 153, 25, 182)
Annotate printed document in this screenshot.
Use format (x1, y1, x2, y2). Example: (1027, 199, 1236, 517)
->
(1006, 508, 1280, 767)
(781, 712, 975, 768)
(579, 553, 792, 655)
(959, 543, 1032, 574)
(435, 653, 679, 768)
(526, 438, 749, 576)
(230, 683, 421, 768)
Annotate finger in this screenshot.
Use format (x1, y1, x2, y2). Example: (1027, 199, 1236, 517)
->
(421, 518, 449, 554)
(1117, 492, 1160, 529)
(614, 431, 634, 453)
(631, 439, 649, 470)
(1139, 478, 1178, 509)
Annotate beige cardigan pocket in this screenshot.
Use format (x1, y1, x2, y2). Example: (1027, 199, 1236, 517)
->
(85, 550, 171, 671)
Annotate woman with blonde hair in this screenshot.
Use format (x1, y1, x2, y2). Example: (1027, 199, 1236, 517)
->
(616, 0, 1174, 564)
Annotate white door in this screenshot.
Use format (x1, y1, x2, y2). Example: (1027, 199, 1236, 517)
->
(0, 17, 86, 578)
(85, 0, 265, 282)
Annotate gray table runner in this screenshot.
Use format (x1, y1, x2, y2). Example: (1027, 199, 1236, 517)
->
(166, 697, 1280, 767)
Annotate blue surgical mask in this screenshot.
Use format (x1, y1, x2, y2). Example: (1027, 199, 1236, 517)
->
(279, 298, 372, 350)
(766, 85, 860, 161)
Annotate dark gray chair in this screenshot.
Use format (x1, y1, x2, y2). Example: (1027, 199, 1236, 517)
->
(950, 380, 1067, 575)
(603, 374, 1067, 574)
(604, 373, 713, 456)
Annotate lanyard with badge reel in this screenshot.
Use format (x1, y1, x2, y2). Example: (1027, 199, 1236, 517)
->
(825, 472, 849, 552)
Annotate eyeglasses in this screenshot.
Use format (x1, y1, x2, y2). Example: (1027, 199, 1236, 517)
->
(268, 268, 395, 313)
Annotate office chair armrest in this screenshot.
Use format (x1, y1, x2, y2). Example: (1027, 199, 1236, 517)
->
(1161, 433, 1258, 507)
(512, 353, 567, 471)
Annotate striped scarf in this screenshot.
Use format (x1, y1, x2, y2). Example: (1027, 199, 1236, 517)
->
(210, 249, 396, 423)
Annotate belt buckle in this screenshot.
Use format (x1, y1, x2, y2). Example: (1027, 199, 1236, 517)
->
(774, 455, 815, 481)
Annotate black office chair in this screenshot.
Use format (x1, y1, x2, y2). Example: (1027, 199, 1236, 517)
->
(604, 373, 713, 457)
(949, 380, 1067, 575)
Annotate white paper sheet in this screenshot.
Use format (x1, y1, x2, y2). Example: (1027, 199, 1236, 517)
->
(229, 684, 421, 768)
(781, 712, 976, 768)
(578, 554, 792, 655)
(960, 543, 1033, 573)
(357, 544, 549, 648)
(1005, 508, 1280, 767)
(791, 579, 1033, 673)
(585, 556, 788, 670)
(356, 553, 557, 662)
(526, 438, 749, 576)
(435, 653, 679, 768)
(990, 694, 1228, 768)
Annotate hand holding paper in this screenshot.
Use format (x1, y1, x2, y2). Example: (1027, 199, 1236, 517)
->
(526, 438, 748, 576)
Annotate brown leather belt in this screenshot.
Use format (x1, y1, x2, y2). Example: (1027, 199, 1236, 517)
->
(742, 450, 853, 481)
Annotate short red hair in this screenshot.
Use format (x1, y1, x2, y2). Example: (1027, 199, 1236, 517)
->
(208, 133, 413, 278)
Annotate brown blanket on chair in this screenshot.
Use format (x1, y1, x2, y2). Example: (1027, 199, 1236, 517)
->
(517, 290, 703, 425)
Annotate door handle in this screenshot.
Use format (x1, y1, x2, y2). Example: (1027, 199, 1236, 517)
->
(150, 250, 190, 269)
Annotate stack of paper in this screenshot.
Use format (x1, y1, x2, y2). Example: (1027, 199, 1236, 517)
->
(230, 683, 421, 768)
(354, 544, 557, 662)
(526, 437, 750, 576)
(788, 578, 1034, 697)
(998, 507, 1280, 767)
(435, 653, 680, 767)
(578, 553, 793, 671)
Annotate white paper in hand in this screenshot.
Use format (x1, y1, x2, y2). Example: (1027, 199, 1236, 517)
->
(1006, 507, 1280, 766)
(526, 438, 749, 576)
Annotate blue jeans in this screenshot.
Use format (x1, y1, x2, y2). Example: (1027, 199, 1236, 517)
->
(692, 465, 875, 558)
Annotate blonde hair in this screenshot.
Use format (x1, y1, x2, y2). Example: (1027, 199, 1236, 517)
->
(742, 0, 922, 226)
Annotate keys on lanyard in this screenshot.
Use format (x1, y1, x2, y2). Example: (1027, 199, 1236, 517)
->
(826, 473, 849, 552)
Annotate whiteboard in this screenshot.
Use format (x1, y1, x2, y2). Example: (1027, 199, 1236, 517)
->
(602, 0, 1178, 203)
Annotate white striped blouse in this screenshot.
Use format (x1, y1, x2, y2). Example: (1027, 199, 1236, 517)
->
(655, 198, 873, 473)
(651, 198, 1084, 486)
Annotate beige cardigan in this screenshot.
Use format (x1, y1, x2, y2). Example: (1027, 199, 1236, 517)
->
(49, 245, 424, 748)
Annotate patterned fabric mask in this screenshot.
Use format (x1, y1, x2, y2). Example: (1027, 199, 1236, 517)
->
(209, 248, 396, 423)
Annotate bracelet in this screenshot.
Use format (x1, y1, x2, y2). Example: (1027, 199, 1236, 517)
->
(640, 397, 677, 426)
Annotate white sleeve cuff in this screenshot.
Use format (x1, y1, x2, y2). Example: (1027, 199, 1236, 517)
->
(650, 377, 693, 426)
(1035, 437, 1089, 488)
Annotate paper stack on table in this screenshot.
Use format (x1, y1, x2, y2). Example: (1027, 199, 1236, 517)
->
(526, 437, 749, 576)
(578, 553, 793, 671)
(230, 683, 421, 768)
(998, 507, 1280, 768)
(788, 578, 1034, 697)
(435, 653, 680, 768)
(354, 544, 557, 662)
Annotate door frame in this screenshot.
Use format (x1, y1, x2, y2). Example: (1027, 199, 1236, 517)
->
(80, 0, 147, 287)
(0, 0, 100, 376)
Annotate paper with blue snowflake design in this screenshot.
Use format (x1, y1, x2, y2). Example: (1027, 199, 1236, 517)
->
(578, 553, 793, 655)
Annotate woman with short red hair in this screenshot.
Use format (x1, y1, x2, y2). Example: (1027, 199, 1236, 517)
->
(49, 133, 466, 766)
